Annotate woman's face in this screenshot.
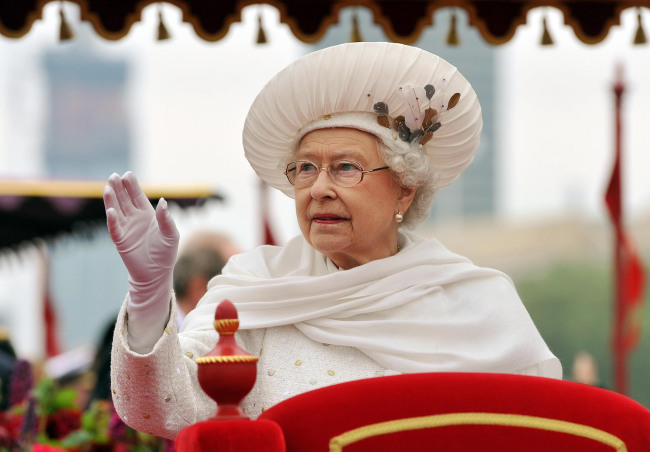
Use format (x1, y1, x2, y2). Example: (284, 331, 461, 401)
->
(294, 128, 415, 269)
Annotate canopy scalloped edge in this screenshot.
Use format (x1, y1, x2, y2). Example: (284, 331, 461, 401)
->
(0, 0, 647, 45)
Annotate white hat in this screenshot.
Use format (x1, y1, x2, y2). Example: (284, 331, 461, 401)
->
(242, 42, 482, 198)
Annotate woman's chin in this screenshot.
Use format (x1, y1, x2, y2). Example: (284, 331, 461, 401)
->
(309, 235, 350, 258)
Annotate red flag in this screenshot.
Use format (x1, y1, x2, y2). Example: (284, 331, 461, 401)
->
(605, 68, 645, 394)
(260, 180, 277, 246)
(619, 238, 645, 351)
(43, 284, 61, 358)
(38, 244, 61, 358)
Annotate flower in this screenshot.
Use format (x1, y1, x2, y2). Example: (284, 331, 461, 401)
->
(33, 445, 68, 452)
(45, 408, 82, 440)
(0, 360, 175, 452)
(0, 410, 22, 448)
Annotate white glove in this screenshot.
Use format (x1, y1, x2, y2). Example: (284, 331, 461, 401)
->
(103, 171, 179, 353)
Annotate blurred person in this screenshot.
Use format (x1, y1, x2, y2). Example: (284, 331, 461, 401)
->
(180, 229, 242, 262)
(571, 350, 605, 388)
(174, 231, 240, 325)
(86, 317, 115, 407)
(103, 42, 561, 439)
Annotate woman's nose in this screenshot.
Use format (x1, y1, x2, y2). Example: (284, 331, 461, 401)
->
(310, 169, 337, 200)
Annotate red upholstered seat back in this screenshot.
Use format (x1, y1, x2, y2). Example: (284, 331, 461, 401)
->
(258, 373, 650, 451)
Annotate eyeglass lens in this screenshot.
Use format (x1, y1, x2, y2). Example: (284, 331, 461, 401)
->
(287, 160, 364, 187)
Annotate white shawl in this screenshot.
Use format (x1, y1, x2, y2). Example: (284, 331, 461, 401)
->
(183, 230, 560, 376)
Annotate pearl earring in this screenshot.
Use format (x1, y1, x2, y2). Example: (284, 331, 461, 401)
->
(394, 211, 404, 223)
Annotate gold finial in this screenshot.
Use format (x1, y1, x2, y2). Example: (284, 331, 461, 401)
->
(157, 5, 171, 41)
(256, 13, 268, 44)
(446, 10, 460, 46)
(350, 11, 363, 42)
(540, 15, 554, 46)
(633, 8, 647, 45)
(59, 1, 75, 42)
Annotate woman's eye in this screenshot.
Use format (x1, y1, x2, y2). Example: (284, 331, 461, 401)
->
(300, 162, 318, 173)
(337, 162, 359, 172)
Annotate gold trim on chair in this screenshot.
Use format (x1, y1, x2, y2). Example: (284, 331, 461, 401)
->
(328, 412, 627, 452)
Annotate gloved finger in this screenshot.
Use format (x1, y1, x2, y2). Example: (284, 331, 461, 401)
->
(155, 198, 179, 242)
(122, 171, 152, 211)
(105, 207, 123, 244)
(103, 185, 125, 223)
(108, 172, 136, 216)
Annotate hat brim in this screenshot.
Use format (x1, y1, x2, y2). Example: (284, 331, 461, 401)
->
(243, 42, 482, 198)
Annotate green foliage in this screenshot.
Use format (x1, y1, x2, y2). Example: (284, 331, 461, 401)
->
(59, 400, 112, 449)
(515, 258, 650, 407)
(33, 378, 77, 416)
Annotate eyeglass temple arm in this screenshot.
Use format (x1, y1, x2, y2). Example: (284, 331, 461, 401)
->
(363, 166, 390, 174)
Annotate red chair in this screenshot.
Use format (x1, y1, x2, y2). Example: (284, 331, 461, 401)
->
(258, 372, 650, 451)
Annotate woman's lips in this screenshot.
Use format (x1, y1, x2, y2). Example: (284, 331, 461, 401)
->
(312, 213, 347, 224)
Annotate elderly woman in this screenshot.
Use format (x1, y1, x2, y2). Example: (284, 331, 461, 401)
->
(104, 42, 561, 439)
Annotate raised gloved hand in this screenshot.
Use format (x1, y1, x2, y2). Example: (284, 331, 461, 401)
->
(104, 171, 179, 353)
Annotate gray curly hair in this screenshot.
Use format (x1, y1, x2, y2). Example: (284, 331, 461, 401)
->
(374, 137, 438, 228)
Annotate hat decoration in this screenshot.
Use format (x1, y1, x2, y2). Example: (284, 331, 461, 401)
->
(373, 84, 461, 149)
